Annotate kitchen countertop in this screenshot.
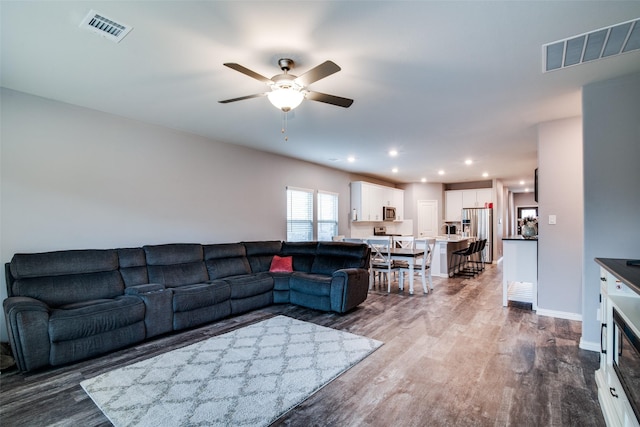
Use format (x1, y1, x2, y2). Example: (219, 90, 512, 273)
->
(434, 236, 470, 243)
(503, 235, 537, 241)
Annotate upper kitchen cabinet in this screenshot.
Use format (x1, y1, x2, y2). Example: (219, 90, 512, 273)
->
(445, 190, 463, 221)
(462, 189, 493, 208)
(351, 181, 404, 222)
(445, 188, 493, 221)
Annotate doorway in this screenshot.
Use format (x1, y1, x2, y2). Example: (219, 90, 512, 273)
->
(417, 200, 438, 237)
(517, 206, 538, 235)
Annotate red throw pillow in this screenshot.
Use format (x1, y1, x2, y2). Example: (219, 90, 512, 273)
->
(269, 255, 293, 272)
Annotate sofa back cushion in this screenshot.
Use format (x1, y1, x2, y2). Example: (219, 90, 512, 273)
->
(118, 248, 149, 287)
(243, 241, 282, 273)
(203, 243, 251, 280)
(280, 242, 318, 273)
(310, 242, 370, 275)
(144, 244, 208, 287)
(9, 250, 124, 307)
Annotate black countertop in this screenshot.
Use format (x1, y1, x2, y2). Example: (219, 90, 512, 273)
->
(503, 235, 538, 241)
(596, 258, 640, 296)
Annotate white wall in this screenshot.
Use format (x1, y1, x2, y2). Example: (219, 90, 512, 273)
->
(537, 117, 583, 319)
(514, 192, 536, 209)
(582, 72, 640, 350)
(400, 182, 444, 236)
(0, 88, 386, 341)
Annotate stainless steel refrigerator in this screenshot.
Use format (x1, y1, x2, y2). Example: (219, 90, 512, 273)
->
(461, 208, 493, 262)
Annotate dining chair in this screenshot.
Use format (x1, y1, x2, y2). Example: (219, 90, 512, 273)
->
(398, 238, 436, 294)
(392, 236, 415, 271)
(344, 238, 365, 243)
(367, 237, 398, 293)
(393, 236, 415, 249)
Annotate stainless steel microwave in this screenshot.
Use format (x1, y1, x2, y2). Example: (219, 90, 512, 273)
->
(383, 206, 396, 221)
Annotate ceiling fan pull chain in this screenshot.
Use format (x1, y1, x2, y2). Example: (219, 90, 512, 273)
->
(282, 111, 289, 142)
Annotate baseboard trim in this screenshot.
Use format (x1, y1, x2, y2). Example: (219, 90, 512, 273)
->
(536, 308, 582, 321)
(579, 338, 600, 352)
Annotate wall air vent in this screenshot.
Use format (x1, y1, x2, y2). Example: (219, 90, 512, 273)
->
(79, 10, 132, 43)
(543, 18, 640, 72)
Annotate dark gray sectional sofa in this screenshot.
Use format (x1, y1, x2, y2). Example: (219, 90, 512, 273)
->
(3, 241, 370, 372)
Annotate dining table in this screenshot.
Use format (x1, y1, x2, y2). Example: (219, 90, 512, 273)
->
(389, 247, 426, 295)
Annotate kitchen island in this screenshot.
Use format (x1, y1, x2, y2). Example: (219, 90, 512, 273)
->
(431, 236, 472, 277)
(502, 235, 537, 309)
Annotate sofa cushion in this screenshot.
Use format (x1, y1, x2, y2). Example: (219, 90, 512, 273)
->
(118, 248, 149, 287)
(280, 242, 318, 273)
(204, 243, 251, 280)
(147, 263, 208, 287)
(171, 282, 230, 313)
(289, 272, 332, 297)
(49, 296, 145, 342)
(11, 271, 125, 308)
(311, 242, 370, 275)
(10, 249, 118, 279)
(143, 244, 203, 265)
(243, 241, 282, 273)
(224, 274, 274, 299)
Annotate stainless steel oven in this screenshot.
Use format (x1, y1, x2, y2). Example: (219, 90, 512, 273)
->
(613, 307, 640, 421)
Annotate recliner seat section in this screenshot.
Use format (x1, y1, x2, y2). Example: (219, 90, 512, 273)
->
(3, 240, 371, 372)
(4, 250, 146, 372)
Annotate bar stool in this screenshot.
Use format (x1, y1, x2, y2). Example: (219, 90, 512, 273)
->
(452, 240, 479, 277)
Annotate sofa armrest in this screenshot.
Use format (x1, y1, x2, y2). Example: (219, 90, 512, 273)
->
(125, 284, 173, 337)
(125, 283, 166, 295)
(3, 296, 51, 372)
(329, 268, 369, 313)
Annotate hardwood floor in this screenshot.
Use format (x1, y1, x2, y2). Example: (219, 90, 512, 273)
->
(0, 263, 604, 426)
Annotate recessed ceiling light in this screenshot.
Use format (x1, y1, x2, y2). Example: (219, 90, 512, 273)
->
(520, 180, 525, 185)
(482, 172, 489, 178)
(465, 159, 473, 165)
(389, 149, 398, 157)
(525, 188, 530, 192)
(421, 177, 427, 183)
(392, 167, 398, 173)
(438, 170, 445, 175)
(347, 156, 355, 163)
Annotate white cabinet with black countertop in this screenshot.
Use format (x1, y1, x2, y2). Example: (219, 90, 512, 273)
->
(595, 258, 640, 427)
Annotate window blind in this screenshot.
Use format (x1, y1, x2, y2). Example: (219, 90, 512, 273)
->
(287, 187, 313, 241)
(317, 191, 338, 241)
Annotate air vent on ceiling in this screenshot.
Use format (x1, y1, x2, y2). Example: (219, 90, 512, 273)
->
(79, 10, 132, 43)
(543, 18, 640, 72)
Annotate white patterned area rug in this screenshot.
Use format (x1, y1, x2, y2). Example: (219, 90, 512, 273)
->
(81, 315, 382, 427)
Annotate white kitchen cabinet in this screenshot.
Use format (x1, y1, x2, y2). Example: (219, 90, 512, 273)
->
(390, 188, 404, 220)
(351, 181, 404, 222)
(595, 259, 640, 427)
(462, 188, 493, 208)
(445, 191, 463, 221)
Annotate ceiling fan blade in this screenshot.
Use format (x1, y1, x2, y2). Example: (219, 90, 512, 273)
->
(223, 63, 273, 84)
(306, 91, 354, 108)
(294, 61, 341, 87)
(218, 93, 266, 104)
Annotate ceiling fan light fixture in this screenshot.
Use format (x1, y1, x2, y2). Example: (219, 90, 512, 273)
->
(267, 87, 305, 112)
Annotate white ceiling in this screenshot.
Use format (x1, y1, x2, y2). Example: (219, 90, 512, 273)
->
(2, 1, 640, 191)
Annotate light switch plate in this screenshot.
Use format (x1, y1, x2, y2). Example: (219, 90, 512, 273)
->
(549, 215, 557, 225)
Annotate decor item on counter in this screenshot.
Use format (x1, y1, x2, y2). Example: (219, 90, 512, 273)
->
(520, 216, 538, 238)
(81, 315, 383, 427)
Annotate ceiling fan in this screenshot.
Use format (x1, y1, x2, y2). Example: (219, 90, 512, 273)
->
(219, 58, 354, 112)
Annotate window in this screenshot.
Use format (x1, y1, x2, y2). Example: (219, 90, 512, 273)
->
(286, 187, 339, 242)
(317, 191, 338, 241)
(287, 187, 313, 241)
